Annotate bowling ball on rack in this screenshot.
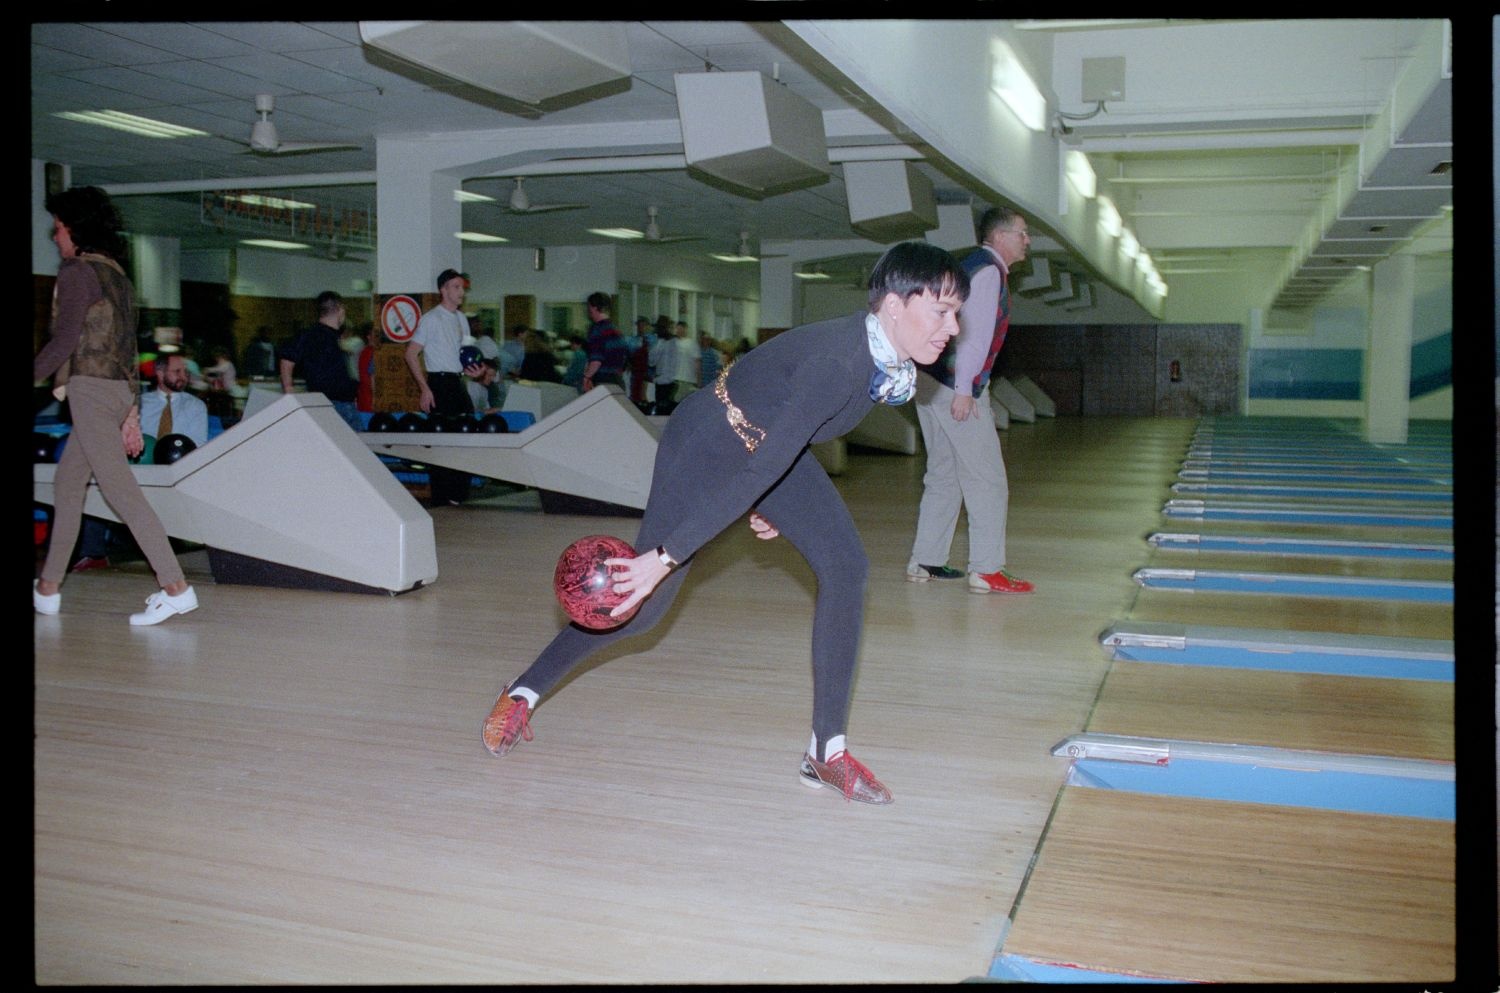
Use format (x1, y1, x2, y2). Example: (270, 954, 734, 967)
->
(460, 345, 483, 369)
(154, 433, 197, 465)
(452, 414, 477, 433)
(478, 413, 510, 434)
(425, 414, 449, 433)
(397, 412, 427, 432)
(553, 534, 640, 631)
(367, 411, 399, 433)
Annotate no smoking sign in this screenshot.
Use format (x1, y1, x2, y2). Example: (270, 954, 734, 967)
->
(379, 295, 421, 342)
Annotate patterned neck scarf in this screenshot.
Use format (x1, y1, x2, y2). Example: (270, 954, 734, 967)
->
(864, 312, 915, 405)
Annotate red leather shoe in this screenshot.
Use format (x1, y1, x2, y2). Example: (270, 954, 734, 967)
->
(481, 686, 534, 756)
(968, 569, 1034, 594)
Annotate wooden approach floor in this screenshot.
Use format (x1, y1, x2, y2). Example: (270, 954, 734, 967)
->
(35, 415, 1194, 984)
(999, 419, 1458, 983)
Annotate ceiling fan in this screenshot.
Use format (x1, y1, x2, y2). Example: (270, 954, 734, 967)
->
(499, 177, 589, 215)
(240, 94, 360, 156)
(642, 206, 703, 243)
(712, 231, 787, 262)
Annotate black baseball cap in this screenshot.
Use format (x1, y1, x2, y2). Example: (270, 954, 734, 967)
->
(437, 268, 464, 290)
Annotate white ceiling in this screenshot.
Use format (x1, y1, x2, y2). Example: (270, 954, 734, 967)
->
(31, 20, 1453, 309)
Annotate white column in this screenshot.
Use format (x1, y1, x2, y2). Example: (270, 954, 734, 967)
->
(1364, 254, 1415, 444)
(375, 137, 464, 295)
(759, 256, 796, 332)
(33, 160, 68, 276)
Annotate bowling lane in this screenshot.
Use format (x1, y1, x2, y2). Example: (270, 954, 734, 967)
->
(1125, 586, 1454, 640)
(998, 789, 1454, 983)
(1086, 661, 1452, 761)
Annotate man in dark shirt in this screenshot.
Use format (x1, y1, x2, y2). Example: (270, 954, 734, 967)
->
(580, 291, 629, 392)
(280, 290, 361, 431)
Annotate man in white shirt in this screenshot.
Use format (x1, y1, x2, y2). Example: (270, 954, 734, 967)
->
(404, 268, 475, 505)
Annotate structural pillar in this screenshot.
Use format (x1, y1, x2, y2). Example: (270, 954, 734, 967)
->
(375, 136, 465, 296)
(1364, 253, 1415, 444)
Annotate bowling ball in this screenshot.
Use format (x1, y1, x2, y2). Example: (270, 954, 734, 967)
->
(398, 412, 427, 432)
(426, 414, 449, 433)
(460, 344, 483, 369)
(33, 432, 59, 464)
(154, 433, 197, 465)
(553, 534, 640, 631)
(478, 413, 510, 434)
(368, 411, 399, 433)
(452, 414, 477, 433)
(132, 435, 156, 465)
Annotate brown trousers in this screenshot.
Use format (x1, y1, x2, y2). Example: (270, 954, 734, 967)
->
(39, 376, 184, 588)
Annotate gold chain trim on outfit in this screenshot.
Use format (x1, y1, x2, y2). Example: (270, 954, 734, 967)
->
(714, 363, 766, 454)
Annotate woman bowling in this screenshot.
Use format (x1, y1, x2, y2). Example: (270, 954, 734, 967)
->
(482, 241, 969, 805)
(33, 186, 199, 626)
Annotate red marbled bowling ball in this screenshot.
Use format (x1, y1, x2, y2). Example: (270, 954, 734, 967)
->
(553, 534, 639, 630)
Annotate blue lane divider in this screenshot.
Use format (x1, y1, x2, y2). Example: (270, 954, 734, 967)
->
(1176, 474, 1446, 492)
(1133, 567, 1453, 603)
(1164, 499, 1452, 529)
(1147, 531, 1453, 561)
(1053, 735, 1454, 821)
(1171, 481, 1451, 503)
(988, 953, 1186, 983)
(1100, 623, 1454, 681)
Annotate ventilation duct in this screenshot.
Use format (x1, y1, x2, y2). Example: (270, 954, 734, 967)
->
(358, 22, 630, 106)
(844, 160, 939, 242)
(674, 71, 831, 198)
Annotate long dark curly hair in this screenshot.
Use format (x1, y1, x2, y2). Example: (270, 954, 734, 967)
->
(45, 185, 129, 264)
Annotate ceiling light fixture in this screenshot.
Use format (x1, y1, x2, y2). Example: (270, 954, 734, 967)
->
(224, 193, 316, 210)
(454, 190, 496, 203)
(588, 228, 645, 240)
(54, 110, 208, 139)
(456, 231, 508, 242)
(239, 239, 308, 250)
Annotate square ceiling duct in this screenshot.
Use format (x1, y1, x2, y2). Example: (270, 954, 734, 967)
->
(844, 160, 939, 242)
(674, 71, 831, 198)
(359, 21, 630, 105)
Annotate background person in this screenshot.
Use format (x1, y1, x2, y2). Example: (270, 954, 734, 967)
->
(33, 186, 199, 626)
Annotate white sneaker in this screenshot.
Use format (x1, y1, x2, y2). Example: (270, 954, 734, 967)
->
(34, 580, 60, 615)
(130, 586, 198, 626)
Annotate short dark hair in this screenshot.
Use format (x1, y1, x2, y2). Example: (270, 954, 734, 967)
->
(867, 241, 969, 311)
(977, 206, 1023, 244)
(316, 291, 343, 316)
(586, 292, 611, 313)
(437, 268, 464, 290)
(45, 186, 128, 263)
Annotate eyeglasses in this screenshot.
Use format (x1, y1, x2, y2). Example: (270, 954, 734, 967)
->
(996, 227, 1030, 240)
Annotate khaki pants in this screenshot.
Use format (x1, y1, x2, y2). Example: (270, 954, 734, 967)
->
(908, 372, 1010, 575)
(40, 376, 184, 588)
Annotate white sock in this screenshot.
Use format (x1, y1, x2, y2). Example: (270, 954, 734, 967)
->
(509, 685, 539, 709)
(810, 733, 846, 762)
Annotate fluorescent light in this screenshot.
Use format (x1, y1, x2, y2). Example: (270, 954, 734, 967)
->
(1064, 150, 1097, 198)
(589, 227, 644, 240)
(53, 110, 207, 139)
(794, 270, 831, 280)
(990, 38, 1047, 132)
(223, 193, 316, 210)
(456, 231, 508, 242)
(710, 254, 759, 263)
(239, 239, 308, 250)
(454, 190, 496, 203)
(1120, 229, 1139, 259)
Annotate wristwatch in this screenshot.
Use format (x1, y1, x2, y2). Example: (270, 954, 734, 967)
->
(655, 546, 677, 568)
